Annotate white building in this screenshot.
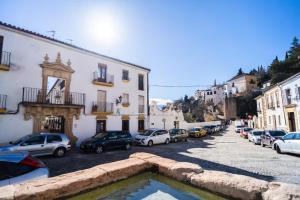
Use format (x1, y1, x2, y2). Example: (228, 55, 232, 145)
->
(149, 101, 185, 130)
(0, 22, 150, 145)
(195, 84, 225, 105)
(280, 72, 300, 132)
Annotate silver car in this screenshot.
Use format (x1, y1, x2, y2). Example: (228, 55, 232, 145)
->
(0, 133, 71, 157)
(0, 151, 49, 187)
(248, 130, 264, 145)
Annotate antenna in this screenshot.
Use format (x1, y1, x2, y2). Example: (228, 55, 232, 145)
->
(66, 39, 73, 44)
(47, 30, 56, 39)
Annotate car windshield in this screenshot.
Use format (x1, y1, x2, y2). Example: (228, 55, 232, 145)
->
(10, 135, 31, 145)
(169, 129, 179, 135)
(253, 131, 263, 136)
(237, 125, 243, 128)
(93, 133, 108, 139)
(190, 128, 200, 131)
(140, 130, 155, 136)
(244, 128, 253, 131)
(269, 131, 286, 137)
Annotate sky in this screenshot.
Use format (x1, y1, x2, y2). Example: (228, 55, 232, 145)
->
(1, 0, 300, 104)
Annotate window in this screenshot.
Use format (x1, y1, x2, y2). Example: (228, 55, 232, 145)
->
(285, 89, 291, 104)
(214, 91, 216, 94)
(138, 95, 144, 113)
(232, 82, 235, 87)
(98, 63, 107, 82)
(122, 70, 129, 81)
(138, 120, 144, 131)
(138, 74, 144, 90)
(96, 120, 106, 133)
(24, 136, 45, 145)
(122, 120, 129, 131)
(278, 115, 281, 126)
(294, 134, 300, 140)
(122, 93, 129, 104)
(46, 135, 62, 143)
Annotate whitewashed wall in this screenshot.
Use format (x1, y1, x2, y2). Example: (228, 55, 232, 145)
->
(0, 26, 149, 144)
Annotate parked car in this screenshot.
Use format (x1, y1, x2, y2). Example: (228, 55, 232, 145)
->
(240, 128, 253, 139)
(235, 125, 244, 133)
(202, 125, 215, 134)
(0, 133, 71, 157)
(273, 133, 300, 154)
(248, 130, 264, 144)
(261, 130, 286, 147)
(169, 129, 188, 142)
(80, 131, 133, 153)
(0, 151, 49, 187)
(134, 129, 170, 147)
(188, 127, 207, 138)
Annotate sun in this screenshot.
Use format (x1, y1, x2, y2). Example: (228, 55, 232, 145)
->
(86, 10, 121, 46)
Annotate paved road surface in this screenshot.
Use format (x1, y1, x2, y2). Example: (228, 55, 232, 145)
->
(41, 125, 300, 184)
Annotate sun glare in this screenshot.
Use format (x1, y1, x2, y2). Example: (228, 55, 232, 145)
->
(86, 10, 121, 46)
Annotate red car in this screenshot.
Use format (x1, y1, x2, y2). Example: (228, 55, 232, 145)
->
(240, 128, 253, 139)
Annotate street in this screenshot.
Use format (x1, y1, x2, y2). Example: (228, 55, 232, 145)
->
(41, 125, 300, 185)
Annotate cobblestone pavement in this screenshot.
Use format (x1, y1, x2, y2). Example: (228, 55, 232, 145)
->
(41, 125, 300, 184)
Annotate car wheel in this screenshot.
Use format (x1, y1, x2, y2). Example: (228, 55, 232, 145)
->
(55, 147, 66, 157)
(174, 138, 178, 143)
(95, 146, 103, 154)
(148, 140, 153, 147)
(165, 138, 170, 144)
(125, 143, 131, 150)
(276, 145, 282, 154)
(261, 142, 265, 147)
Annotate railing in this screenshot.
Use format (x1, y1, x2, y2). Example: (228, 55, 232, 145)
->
(0, 51, 11, 67)
(22, 87, 85, 106)
(139, 105, 144, 113)
(93, 71, 114, 84)
(0, 94, 7, 109)
(92, 101, 114, 113)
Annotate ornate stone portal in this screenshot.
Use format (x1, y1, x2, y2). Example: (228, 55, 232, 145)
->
(23, 53, 83, 144)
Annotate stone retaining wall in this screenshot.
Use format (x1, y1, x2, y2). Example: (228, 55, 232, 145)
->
(0, 152, 299, 200)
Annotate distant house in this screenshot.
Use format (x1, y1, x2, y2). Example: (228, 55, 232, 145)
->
(194, 84, 226, 105)
(225, 73, 258, 96)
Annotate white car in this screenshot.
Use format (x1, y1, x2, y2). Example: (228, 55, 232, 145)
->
(248, 130, 264, 144)
(134, 129, 170, 147)
(273, 133, 300, 154)
(235, 125, 244, 133)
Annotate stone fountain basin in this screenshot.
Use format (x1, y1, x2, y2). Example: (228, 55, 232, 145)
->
(0, 152, 299, 200)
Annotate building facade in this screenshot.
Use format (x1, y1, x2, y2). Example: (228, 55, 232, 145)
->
(280, 72, 300, 132)
(263, 85, 287, 130)
(0, 22, 150, 145)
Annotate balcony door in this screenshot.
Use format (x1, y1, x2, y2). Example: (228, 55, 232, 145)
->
(288, 112, 296, 132)
(97, 90, 107, 112)
(98, 64, 107, 82)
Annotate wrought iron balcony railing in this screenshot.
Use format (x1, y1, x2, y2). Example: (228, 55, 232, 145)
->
(0, 51, 11, 70)
(93, 71, 114, 86)
(22, 87, 85, 106)
(0, 94, 7, 109)
(92, 101, 114, 113)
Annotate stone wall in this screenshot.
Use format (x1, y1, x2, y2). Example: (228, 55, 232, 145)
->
(1, 153, 299, 200)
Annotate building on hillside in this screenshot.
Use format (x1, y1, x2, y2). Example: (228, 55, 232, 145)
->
(149, 101, 185, 130)
(0, 22, 150, 145)
(225, 73, 258, 96)
(194, 84, 226, 105)
(280, 72, 300, 132)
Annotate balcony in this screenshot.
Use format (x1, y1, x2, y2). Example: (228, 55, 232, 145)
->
(0, 51, 11, 71)
(91, 101, 114, 114)
(0, 94, 7, 113)
(122, 100, 130, 107)
(139, 105, 145, 113)
(92, 72, 114, 87)
(22, 87, 85, 107)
